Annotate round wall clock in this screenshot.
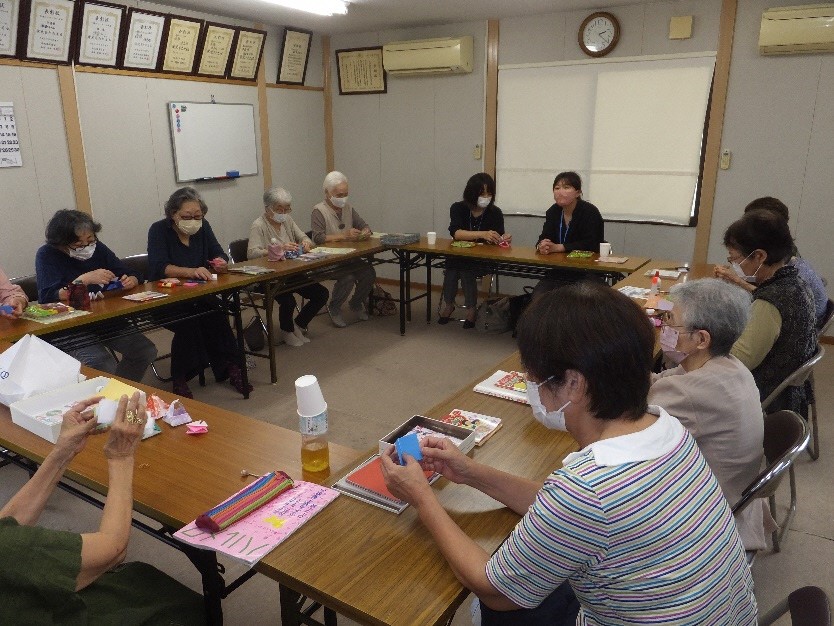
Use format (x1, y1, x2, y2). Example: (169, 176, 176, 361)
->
(579, 12, 621, 57)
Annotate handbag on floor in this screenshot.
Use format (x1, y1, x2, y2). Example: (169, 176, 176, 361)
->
(475, 297, 511, 334)
(371, 283, 397, 316)
(242, 317, 266, 352)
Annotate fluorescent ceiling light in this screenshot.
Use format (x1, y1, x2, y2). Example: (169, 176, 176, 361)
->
(261, 0, 348, 16)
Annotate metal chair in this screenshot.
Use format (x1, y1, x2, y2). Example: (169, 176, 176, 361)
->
(732, 410, 809, 552)
(10, 274, 39, 302)
(120, 253, 149, 283)
(761, 345, 824, 461)
(228, 238, 270, 350)
(760, 585, 831, 626)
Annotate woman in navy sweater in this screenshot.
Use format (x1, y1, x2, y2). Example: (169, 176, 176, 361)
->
(35, 210, 157, 382)
(147, 187, 249, 398)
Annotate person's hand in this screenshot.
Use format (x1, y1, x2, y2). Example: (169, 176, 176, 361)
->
(346, 227, 362, 241)
(81, 269, 116, 286)
(0, 297, 25, 319)
(714, 265, 753, 291)
(418, 436, 473, 484)
(209, 257, 228, 274)
(483, 230, 501, 244)
(537, 239, 553, 254)
(286, 242, 300, 252)
(192, 266, 213, 280)
(119, 275, 138, 290)
(302, 241, 312, 253)
(54, 397, 101, 461)
(103, 392, 146, 460)
(501, 233, 512, 243)
(379, 447, 434, 506)
(360, 228, 372, 240)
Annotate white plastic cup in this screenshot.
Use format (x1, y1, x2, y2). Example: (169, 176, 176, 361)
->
(599, 242, 612, 257)
(295, 375, 326, 417)
(426, 231, 437, 245)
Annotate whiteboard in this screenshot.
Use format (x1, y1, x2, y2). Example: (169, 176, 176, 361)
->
(168, 101, 258, 182)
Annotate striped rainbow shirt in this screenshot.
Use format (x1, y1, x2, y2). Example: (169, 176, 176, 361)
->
(486, 406, 757, 625)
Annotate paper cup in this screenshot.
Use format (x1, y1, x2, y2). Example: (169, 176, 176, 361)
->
(427, 231, 437, 245)
(599, 242, 612, 257)
(295, 375, 326, 417)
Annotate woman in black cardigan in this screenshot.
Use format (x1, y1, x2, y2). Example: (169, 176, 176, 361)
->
(534, 171, 605, 296)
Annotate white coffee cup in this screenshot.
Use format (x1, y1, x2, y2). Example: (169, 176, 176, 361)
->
(426, 231, 437, 245)
(599, 242, 612, 257)
(295, 375, 326, 417)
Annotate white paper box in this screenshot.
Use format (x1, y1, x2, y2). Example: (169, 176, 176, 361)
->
(10, 377, 110, 443)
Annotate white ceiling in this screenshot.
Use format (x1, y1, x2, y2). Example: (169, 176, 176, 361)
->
(156, 0, 648, 34)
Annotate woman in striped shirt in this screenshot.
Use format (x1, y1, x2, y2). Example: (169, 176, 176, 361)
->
(381, 282, 757, 625)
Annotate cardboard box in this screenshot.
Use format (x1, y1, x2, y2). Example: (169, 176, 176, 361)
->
(10, 377, 110, 443)
(379, 415, 477, 457)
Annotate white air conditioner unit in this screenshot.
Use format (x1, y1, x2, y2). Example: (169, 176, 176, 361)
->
(759, 4, 834, 54)
(383, 36, 473, 75)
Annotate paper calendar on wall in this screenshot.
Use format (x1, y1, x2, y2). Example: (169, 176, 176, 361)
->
(0, 102, 21, 167)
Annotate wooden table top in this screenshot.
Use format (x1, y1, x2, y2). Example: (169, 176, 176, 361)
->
(257, 352, 578, 626)
(0, 355, 361, 530)
(233, 239, 387, 277)
(613, 261, 715, 292)
(400, 236, 651, 274)
(0, 271, 261, 343)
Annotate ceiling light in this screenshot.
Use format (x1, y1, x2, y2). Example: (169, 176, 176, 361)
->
(261, 0, 348, 16)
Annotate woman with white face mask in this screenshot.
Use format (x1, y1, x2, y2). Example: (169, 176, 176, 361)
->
(380, 283, 756, 626)
(34, 210, 157, 383)
(439, 172, 511, 328)
(247, 186, 328, 347)
(716, 209, 816, 413)
(648, 278, 770, 551)
(147, 187, 250, 399)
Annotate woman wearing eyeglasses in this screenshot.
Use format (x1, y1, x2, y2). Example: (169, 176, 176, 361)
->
(381, 283, 755, 625)
(716, 209, 816, 413)
(648, 278, 769, 550)
(248, 186, 328, 347)
(35, 210, 158, 383)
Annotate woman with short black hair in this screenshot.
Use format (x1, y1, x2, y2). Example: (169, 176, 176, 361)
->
(381, 283, 756, 625)
(35, 209, 157, 383)
(718, 209, 817, 412)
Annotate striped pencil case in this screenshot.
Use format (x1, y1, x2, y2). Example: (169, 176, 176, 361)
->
(196, 471, 294, 533)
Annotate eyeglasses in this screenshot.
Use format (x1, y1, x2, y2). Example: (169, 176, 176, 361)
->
(658, 312, 689, 330)
(68, 239, 96, 250)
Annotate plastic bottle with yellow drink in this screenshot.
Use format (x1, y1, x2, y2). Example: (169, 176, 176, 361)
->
(295, 375, 330, 473)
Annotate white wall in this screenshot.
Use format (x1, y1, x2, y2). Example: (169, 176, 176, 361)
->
(0, 0, 326, 279)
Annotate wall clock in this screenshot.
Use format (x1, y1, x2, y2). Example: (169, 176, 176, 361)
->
(579, 12, 620, 57)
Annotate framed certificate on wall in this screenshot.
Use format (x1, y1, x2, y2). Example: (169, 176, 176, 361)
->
(196, 22, 235, 78)
(160, 15, 202, 75)
(0, 0, 21, 58)
(21, 0, 77, 64)
(228, 26, 265, 81)
(119, 8, 165, 71)
(276, 26, 311, 85)
(336, 46, 387, 95)
(75, 0, 124, 67)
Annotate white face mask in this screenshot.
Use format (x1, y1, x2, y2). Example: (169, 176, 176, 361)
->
(527, 376, 571, 431)
(330, 196, 347, 209)
(730, 251, 762, 284)
(477, 196, 492, 209)
(68, 242, 96, 261)
(659, 325, 689, 365)
(272, 212, 287, 223)
(177, 218, 202, 236)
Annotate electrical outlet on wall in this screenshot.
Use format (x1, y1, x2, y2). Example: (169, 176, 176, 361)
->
(720, 149, 731, 170)
(473, 144, 482, 160)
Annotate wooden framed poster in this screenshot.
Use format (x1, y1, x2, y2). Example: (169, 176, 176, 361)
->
(195, 21, 234, 78)
(0, 0, 21, 58)
(335, 46, 387, 95)
(20, 0, 77, 64)
(75, 0, 124, 67)
(160, 14, 202, 74)
(119, 7, 165, 71)
(276, 26, 311, 85)
(228, 26, 265, 81)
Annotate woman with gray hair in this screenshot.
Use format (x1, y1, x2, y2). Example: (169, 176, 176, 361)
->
(648, 278, 770, 550)
(248, 186, 328, 346)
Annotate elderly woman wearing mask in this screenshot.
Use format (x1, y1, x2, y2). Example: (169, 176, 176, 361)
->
(147, 187, 250, 398)
(381, 283, 755, 625)
(715, 209, 816, 413)
(648, 278, 769, 551)
(248, 187, 328, 346)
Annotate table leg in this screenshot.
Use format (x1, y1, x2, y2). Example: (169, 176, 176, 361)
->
(399, 251, 407, 336)
(279, 584, 337, 626)
(406, 253, 412, 324)
(265, 282, 277, 384)
(231, 291, 250, 399)
(426, 253, 433, 324)
(183, 545, 225, 625)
